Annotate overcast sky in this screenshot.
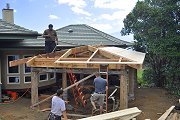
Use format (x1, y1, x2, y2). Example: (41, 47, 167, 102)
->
(0, 0, 138, 42)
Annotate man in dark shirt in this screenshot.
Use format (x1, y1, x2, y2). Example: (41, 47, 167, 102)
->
(90, 72, 107, 114)
(43, 24, 58, 58)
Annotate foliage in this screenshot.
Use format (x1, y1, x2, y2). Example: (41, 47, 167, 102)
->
(137, 69, 148, 86)
(121, 0, 180, 94)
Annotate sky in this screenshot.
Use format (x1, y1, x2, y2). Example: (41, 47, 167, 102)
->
(0, 0, 138, 42)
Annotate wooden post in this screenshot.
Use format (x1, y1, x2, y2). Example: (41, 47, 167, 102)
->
(0, 59, 1, 102)
(0, 83, 2, 102)
(62, 70, 67, 101)
(31, 68, 39, 107)
(134, 69, 137, 88)
(120, 68, 128, 110)
(128, 67, 135, 100)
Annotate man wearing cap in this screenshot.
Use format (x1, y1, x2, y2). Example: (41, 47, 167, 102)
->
(43, 24, 58, 58)
(49, 89, 68, 120)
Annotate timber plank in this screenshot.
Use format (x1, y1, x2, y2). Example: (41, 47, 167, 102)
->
(78, 107, 141, 120)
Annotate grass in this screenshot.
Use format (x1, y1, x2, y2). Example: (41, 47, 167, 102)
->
(137, 69, 149, 86)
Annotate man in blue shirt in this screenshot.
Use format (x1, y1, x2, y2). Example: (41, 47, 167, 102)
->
(91, 72, 107, 114)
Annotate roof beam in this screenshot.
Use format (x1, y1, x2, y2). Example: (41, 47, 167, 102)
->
(9, 57, 31, 67)
(87, 49, 98, 62)
(71, 45, 88, 54)
(26, 56, 37, 66)
(88, 45, 98, 52)
(56, 49, 72, 62)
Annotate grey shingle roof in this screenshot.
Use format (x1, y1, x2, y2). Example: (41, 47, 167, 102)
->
(0, 19, 38, 35)
(0, 23, 132, 48)
(56, 24, 132, 46)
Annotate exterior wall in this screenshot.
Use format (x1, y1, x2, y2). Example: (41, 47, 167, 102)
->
(0, 84, 1, 102)
(0, 53, 2, 102)
(0, 49, 56, 90)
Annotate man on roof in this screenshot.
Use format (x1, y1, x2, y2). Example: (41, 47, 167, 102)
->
(43, 24, 58, 58)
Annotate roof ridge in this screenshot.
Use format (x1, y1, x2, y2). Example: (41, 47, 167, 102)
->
(84, 24, 131, 44)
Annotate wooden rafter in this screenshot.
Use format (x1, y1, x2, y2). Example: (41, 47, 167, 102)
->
(26, 56, 37, 66)
(9, 57, 32, 67)
(87, 48, 98, 62)
(9, 45, 145, 70)
(88, 45, 98, 52)
(56, 49, 72, 61)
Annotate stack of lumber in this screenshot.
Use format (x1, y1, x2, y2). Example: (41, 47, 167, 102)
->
(158, 100, 180, 120)
(166, 112, 180, 120)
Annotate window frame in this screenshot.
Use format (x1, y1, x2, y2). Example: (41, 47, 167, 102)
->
(7, 55, 20, 74)
(7, 76, 20, 84)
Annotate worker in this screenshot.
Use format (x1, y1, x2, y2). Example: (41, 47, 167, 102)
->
(90, 72, 107, 114)
(48, 88, 68, 120)
(43, 24, 58, 58)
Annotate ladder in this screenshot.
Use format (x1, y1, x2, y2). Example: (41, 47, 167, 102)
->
(67, 69, 86, 110)
(99, 64, 109, 113)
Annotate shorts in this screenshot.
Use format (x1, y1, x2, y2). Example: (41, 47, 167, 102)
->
(90, 92, 105, 106)
(45, 41, 56, 53)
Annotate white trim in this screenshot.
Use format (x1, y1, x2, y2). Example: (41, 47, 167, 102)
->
(49, 72, 56, 80)
(7, 76, 20, 84)
(39, 73, 48, 82)
(24, 75, 31, 83)
(23, 55, 32, 74)
(7, 55, 20, 74)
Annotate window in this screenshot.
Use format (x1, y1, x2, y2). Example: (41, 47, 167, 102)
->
(24, 76, 31, 83)
(8, 76, 20, 84)
(24, 55, 31, 73)
(7, 55, 19, 73)
(49, 73, 55, 80)
(39, 73, 48, 82)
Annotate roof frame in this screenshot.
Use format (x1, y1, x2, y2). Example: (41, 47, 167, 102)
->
(9, 45, 145, 69)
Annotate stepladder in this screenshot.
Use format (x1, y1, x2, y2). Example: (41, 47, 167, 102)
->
(67, 69, 86, 111)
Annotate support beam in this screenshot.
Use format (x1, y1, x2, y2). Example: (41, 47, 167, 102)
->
(0, 83, 2, 103)
(0, 59, 1, 102)
(30, 72, 96, 108)
(128, 67, 135, 100)
(120, 68, 128, 110)
(31, 68, 39, 107)
(62, 70, 67, 101)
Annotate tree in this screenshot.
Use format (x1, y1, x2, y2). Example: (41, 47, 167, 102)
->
(121, 0, 180, 90)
